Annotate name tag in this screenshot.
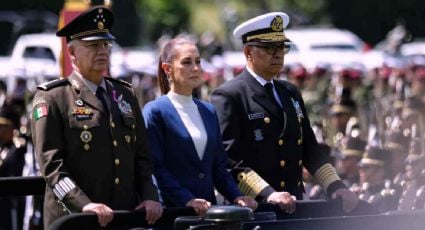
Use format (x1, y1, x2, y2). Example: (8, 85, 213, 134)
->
(248, 113, 264, 120)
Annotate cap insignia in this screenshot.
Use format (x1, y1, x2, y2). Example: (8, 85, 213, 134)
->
(271, 16, 284, 31)
(97, 21, 104, 29)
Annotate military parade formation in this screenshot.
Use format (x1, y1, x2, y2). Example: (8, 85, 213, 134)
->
(0, 3, 424, 230)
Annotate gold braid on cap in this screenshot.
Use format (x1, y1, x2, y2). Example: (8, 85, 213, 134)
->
(313, 163, 341, 192)
(246, 32, 287, 42)
(237, 170, 270, 198)
(70, 29, 109, 40)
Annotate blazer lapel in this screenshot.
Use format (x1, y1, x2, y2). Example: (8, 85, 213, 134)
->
(241, 70, 282, 119)
(68, 73, 105, 113)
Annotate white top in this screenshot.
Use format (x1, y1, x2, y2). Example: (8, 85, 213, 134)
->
(167, 91, 207, 160)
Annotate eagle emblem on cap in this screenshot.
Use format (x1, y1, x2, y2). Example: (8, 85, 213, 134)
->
(270, 15, 284, 31)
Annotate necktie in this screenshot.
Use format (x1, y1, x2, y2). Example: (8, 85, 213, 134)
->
(96, 87, 109, 115)
(264, 82, 281, 109)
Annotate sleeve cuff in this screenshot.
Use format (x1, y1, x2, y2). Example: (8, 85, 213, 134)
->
(326, 180, 347, 198)
(313, 163, 341, 192)
(236, 170, 270, 199)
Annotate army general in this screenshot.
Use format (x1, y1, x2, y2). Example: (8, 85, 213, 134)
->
(31, 6, 162, 228)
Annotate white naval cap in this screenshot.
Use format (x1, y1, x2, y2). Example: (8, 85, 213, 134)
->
(233, 12, 290, 44)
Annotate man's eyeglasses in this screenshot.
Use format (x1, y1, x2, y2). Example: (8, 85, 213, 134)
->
(80, 41, 113, 50)
(248, 43, 291, 55)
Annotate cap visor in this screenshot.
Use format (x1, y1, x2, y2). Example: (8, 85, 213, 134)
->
(81, 33, 115, 41)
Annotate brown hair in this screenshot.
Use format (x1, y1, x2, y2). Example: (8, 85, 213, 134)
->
(158, 37, 196, 95)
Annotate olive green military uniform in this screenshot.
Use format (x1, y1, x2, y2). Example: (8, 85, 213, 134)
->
(31, 73, 158, 227)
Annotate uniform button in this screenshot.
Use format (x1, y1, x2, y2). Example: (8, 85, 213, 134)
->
(115, 159, 120, 166)
(299, 160, 302, 166)
(83, 125, 88, 130)
(278, 139, 284, 146)
(111, 122, 115, 128)
(113, 140, 118, 147)
(280, 160, 285, 167)
(115, 178, 120, 184)
(264, 117, 271, 124)
(298, 139, 302, 145)
(198, 173, 205, 179)
(280, 181, 285, 188)
(132, 124, 136, 129)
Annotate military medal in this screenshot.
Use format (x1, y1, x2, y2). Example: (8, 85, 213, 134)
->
(80, 130, 92, 151)
(72, 107, 93, 121)
(291, 98, 304, 119)
(75, 99, 84, 106)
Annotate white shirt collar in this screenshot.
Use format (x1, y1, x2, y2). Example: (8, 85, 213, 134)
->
(246, 66, 275, 86)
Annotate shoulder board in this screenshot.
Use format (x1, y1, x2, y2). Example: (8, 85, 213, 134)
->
(37, 78, 69, 91)
(104, 77, 132, 88)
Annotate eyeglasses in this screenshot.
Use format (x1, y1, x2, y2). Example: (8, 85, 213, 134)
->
(249, 43, 291, 55)
(80, 40, 113, 50)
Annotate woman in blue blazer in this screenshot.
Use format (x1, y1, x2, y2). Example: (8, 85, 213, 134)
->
(143, 37, 257, 216)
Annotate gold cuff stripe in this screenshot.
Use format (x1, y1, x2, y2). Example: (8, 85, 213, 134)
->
(313, 163, 341, 191)
(247, 32, 287, 42)
(70, 29, 109, 40)
(237, 170, 269, 198)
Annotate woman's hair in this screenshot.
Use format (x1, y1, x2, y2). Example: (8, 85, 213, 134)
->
(158, 37, 195, 95)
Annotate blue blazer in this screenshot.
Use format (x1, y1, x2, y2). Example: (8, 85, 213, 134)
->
(142, 96, 241, 207)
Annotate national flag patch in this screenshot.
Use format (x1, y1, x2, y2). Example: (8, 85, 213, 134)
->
(34, 104, 48, 121)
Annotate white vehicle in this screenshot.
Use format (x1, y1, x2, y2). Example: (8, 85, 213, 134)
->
(285, 28, 366, 70)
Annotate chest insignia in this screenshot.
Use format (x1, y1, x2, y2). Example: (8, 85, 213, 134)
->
(291, 98, 304, 118)
(75, 99, 84, 106)
(72, 107, 93, 121)
(113, 90, 133, 117)
(253, 129, 264, 141)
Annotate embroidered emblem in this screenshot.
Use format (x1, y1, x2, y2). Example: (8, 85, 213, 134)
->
(291, 98, 304, 119)
(112, 90, 133, 117)
(248, 113, 265, 120)
(253, 129, 264, 141)
(33, 104, 48, 121)
(270, 15, 284, 31)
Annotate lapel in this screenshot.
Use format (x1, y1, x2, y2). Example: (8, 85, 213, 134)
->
(241, 70, 282, 119)
(162, 96, 204, 166)
(68, 73, 105, 114)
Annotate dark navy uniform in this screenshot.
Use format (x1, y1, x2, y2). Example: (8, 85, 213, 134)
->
(211, 70, 342, 200)
(31, 74, 158, 226)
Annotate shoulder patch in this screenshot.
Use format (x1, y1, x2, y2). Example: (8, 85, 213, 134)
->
(104, 77, 132, 88)
(37, 78, 69, 91)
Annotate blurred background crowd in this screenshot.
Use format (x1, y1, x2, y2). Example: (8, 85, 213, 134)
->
(0, 0, 425, 229)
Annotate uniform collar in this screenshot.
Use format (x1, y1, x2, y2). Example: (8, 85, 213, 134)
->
(73, 70, 107, 94)
(246, 66, 275, 87)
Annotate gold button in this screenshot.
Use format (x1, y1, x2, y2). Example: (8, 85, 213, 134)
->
(111, 122, 115, 128)
(125, 136, 131, 143)
(278, 139, 284, 146)
(113, 140, 118, 147)
(84, 144, 90, 151)
(115, 178, 120, 184)
(264, 117, 270, 124)
(280, 160, 285, 167)
(132, 124, 136, 129)
(298, 139, 302, 145)
(280, 181, 285, 188)
(299, 160, 302, 166)
(115, 159, 120, 166)
(83, 125, 88, 130)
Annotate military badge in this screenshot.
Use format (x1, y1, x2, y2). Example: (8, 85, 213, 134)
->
(72, 107, 93, 121)
(270, 15, 284, 32)
(248, 112, 264, 120)
(291, 98, 304, 118)
(75, 99, 84, 106)
(80, 130, 92, 151)
(113, 90, 133, 117)
(33, 104, 48, 121)
(253, 129, 264, 141)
